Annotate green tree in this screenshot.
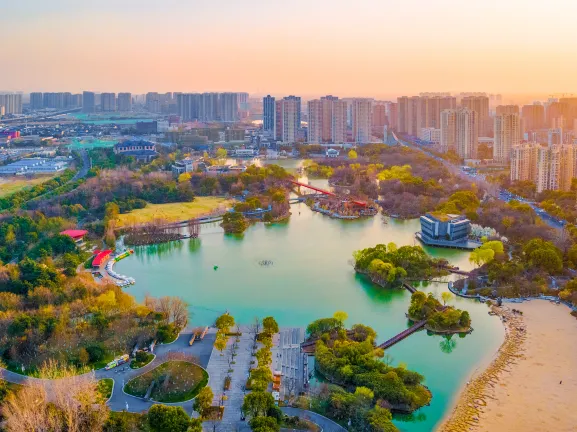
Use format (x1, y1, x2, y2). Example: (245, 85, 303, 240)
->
(250, 367, 273, 391)
(242, 391, 275, 417)
(147, 404, 191, 432)
(459, 311, 471, 328)
(262, 316, 279, 335)
(214, 333, 228, 354)
(215, 313, 235, 332)
(333, 311, 348, 327)
(249, 416, 280, 432)
(216, 148, 228, 159)
(441, 292, 452, 305)
(187, 418, 202, 432)
(193, 386, 213, 417)
(366, 405, 398, 432)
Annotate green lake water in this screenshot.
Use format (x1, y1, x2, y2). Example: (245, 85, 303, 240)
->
(116, 160, 504, 431)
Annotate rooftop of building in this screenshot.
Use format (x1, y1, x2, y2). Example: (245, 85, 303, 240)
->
(425, 212, 465, 223)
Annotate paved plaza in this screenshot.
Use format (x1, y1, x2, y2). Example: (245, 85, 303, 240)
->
(205, 327, 257, 430)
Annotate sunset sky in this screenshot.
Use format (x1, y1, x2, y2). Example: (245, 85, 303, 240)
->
(2, 0, 577, 99)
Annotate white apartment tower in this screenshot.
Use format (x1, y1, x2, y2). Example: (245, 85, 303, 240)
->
(352, 99, 372, 144)
(440, 109, 457, 153)
(456, 108, 478, 159)
(510, 143, 540, 182)
(494, 114, 521, 163)
(308, 96, 347, 144)
(275, 96, 301, 143)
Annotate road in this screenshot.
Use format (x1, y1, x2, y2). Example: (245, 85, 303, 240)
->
(393, 132, 566, 230)
(72, 148, 90, 181)
(0, 329, 216, 415)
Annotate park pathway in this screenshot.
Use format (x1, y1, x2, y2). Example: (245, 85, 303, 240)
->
(205, 327, 256, 430)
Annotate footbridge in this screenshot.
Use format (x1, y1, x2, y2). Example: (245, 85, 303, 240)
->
(287, 180, 367, 207)
(376, 320, 427, 350)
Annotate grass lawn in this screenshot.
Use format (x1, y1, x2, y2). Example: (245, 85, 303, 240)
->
(0, 176, 56, 197)
(123, 361, 208, 403)
(92, 352, 116, 371)
(115, 197, 234, 228)
(130, 352, 154, 369)
(97, 378, 114, 400)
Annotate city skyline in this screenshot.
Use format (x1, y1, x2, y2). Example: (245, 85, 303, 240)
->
(2, 0, 577, 99)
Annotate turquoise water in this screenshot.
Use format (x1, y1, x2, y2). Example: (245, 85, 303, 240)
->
(69, 113, 156, 125)
(116, 196, 504, 431)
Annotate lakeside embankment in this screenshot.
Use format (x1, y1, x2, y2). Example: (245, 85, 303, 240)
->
(438, 300, 577, 432)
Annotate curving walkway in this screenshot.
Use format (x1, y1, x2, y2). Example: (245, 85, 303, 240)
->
(0, 328, 216, 415)
(281, 407, 347, 432)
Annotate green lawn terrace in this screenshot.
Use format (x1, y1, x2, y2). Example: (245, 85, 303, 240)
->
(67, 137, 118, 150)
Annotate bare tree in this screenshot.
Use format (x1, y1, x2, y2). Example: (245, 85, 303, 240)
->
(249, 316, 261, 343)
(3, 373, 108, 432)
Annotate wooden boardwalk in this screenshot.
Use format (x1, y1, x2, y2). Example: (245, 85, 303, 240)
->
(376, 320, 427, 350)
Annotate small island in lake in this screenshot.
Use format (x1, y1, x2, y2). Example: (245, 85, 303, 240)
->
(408, 291, 472, 333)
(353, 242, 449, 286)
(305, 316, 431, 431)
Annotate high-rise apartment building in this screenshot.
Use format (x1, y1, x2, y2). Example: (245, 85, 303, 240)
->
(496, 105, 519, 115)
(0, 94, 23, 115)
(352, 99, 372, 144)
(30, 92, 43, 109)
(372, 104, 387, 131)
(202, 93, 219, 121)
(263, 95, 275, 132)
(493, 114, 520, 163)
(275, 96, 301, 143)
(100, 93, 116, 112)
(71, 94, 82, 108)
(42, 92, 73, 109)
(396, 95, 456, 135)
(455, 108, 478, 159)
(546, 101, 568, 129)
(238, 92, 250, 119)
(387, 102, 398, 131)
(536, 144, 576, 192)
(522, 103, 545, 131)
(219, 92, 239, 122)
(308, 96, 347, 144)
(396, 96, 409, 133)
(548, 128, 563, 147)
(511, 143, 540, 183)
(461, 96, 489, 136)
(440, 109, 457, 153)
(82, 91, 96, 113)
(117, 93, 132, 111)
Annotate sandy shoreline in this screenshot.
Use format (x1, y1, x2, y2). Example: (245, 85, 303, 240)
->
(437, 299, 577, 432)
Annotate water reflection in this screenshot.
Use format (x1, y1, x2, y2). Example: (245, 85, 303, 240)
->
(439, 334, 457, 354)
(188, 238, 202, 253)
(134, 240, 184, 260)
(394, 411, 427, 423)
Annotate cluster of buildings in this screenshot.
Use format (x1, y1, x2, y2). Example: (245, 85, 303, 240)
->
(30, 92, 82, 110)
(263, 95, 382, 144)
(176, 92, 249, 122)
(510, 140, 577, 193)
(0, 93, 23, 116)
(0, 157, 70, 175)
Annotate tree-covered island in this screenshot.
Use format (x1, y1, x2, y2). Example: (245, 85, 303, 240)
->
(305, 316, 431, 431)
(353, 242, 449, 287)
